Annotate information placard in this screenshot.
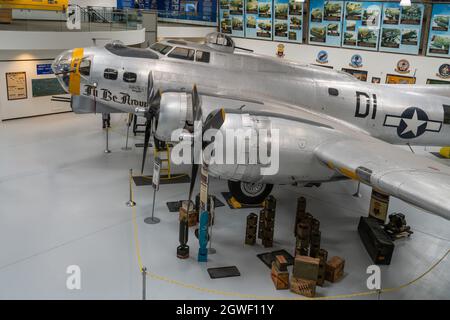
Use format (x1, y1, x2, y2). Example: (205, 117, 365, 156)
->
(273, 0, 303, 43)
(309, 0, 344, 47)
(6, 72, 27, 101)
(379, 2, 424, 55)
(246, 0, 273, 40)
(342, 1, 382, 51)
(427, 3, 450, 58)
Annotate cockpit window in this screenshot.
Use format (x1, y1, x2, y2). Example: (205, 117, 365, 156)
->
(79, 58, 91, 77)
(195, 51, 210, 63)
(123, 72, 137, 83)
(104, 68, 118, 80)
(168, 47, 195, 61)
(150, 42, 173, 55)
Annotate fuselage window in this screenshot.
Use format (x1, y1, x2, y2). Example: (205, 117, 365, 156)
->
(79, 59, 91, 76)
(150, 43, 173, 55)
(195, 50, 210, 63)
(168, 47, 195, 61)
(123, 72, 137, 83)
(444, 105, 450, 124)
(104, 68, 118, 80)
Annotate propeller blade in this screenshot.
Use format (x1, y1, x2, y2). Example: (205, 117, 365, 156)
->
(192, 85, 202, 122)
(203, 108, 226, 133)
(141, 117, 151, 175)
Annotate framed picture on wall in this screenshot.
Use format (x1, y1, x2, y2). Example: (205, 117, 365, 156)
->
(341, 67, 368, 81)
(427, 78, 450, 85)
(371, 77, 381, 83)
(385, 74, 416, 84)
(6, 71, 27, 101)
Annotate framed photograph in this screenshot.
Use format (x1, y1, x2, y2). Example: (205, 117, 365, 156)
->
(385, 74, 416, 84)
(341, 67, 368, 81)
(427, 78, 450, 85)
(371, 77, 381, 84)
(6, 71, 27, 101)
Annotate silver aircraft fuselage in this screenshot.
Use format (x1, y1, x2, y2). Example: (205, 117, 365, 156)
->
(53, 38, 450, 186)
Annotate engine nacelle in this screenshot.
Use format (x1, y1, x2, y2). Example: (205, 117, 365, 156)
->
(155, 92, 192, 142)
(205, 111, 339, 185)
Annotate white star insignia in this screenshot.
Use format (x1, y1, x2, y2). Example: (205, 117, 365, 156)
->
(400, 110, 426, 137)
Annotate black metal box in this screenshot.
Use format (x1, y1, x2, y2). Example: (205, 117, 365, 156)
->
(358, 216, 395, 265)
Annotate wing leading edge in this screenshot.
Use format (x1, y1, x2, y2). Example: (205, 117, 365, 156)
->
(315, 137, 450, 221)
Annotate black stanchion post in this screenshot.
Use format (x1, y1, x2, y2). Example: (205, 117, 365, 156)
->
(142, 266, 147, 300)
(126, 168, 136, 207)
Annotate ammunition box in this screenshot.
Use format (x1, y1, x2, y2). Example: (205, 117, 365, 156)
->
(265, 195, 277, 211)
(258, 210, 265, 239)
(293, 255, 320, 281)
(290, 277, 316, 297)
(296, 222, 311, 240)
(358, 216, 395, 265)
(262, 238, 273, 248)
(271, 264, 289, 290)
(274, 255, 288, 272)
(325, 256, 345, 283)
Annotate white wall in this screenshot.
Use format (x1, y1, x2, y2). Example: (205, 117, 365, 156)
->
(233, 38, 449, 85)
(0, 54, 72, 120)
(69, 0, 117, 8)
(0, 29, 145, 50)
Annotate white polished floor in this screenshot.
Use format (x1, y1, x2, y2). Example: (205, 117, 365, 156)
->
(0, 112, 449, 300)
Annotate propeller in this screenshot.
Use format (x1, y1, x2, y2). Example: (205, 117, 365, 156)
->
(140, 72, 161, 175)
(186, 86, 226, 209)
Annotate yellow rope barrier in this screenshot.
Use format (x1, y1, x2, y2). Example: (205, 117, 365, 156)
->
(129, 173, 449, 300)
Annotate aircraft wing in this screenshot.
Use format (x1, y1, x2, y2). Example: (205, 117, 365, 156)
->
(315, 135, 450, 221)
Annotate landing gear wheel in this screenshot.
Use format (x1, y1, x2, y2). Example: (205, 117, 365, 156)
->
(228, 180, 273, 205)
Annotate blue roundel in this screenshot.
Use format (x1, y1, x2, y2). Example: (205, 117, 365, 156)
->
(397, 107, 429, 139)
(317, 50, 328, 63)
(351, 54, 362, 67)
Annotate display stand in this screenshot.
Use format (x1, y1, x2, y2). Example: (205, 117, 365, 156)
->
(144, 158, 161, 224)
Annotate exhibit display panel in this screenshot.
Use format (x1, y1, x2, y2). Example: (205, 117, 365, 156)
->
(309, 0, 344, 47)
(273, 0, 303, 43)
(220, 0, 245, 37)
(379, 2, 424, 55)
(341, 1, 383, 51)
(427, 3, 450, 58)
(246, 0, 272, 39)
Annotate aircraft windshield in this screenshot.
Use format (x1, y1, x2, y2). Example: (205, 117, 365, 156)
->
(150, 43, 173, 55)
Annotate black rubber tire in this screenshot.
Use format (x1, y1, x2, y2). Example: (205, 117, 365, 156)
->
(227, 180, 273, 205)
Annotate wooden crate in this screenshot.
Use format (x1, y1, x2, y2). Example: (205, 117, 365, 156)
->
(293, 255, 320, 281)
(290, 277, 316, 297)
(271, 263, 289, 290)
(325, 256, 345, 283)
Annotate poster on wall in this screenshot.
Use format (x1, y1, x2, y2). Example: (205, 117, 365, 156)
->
(385, 74, 416, 84)
(31, 78, 66, 97)
(427, 3, 450, 58)
(309, 0, 343, 47)
(273, 0, 303, 43)
(341, 67, 368, 81)
(220, 0, 245, 37)
(6, 72, 27, 101)
(246, 0, 273, 40)
(342, 1, 382, 51)
(379, 2, 424, 55)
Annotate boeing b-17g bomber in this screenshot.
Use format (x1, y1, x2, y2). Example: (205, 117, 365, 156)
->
(52, 32, 450, 221)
